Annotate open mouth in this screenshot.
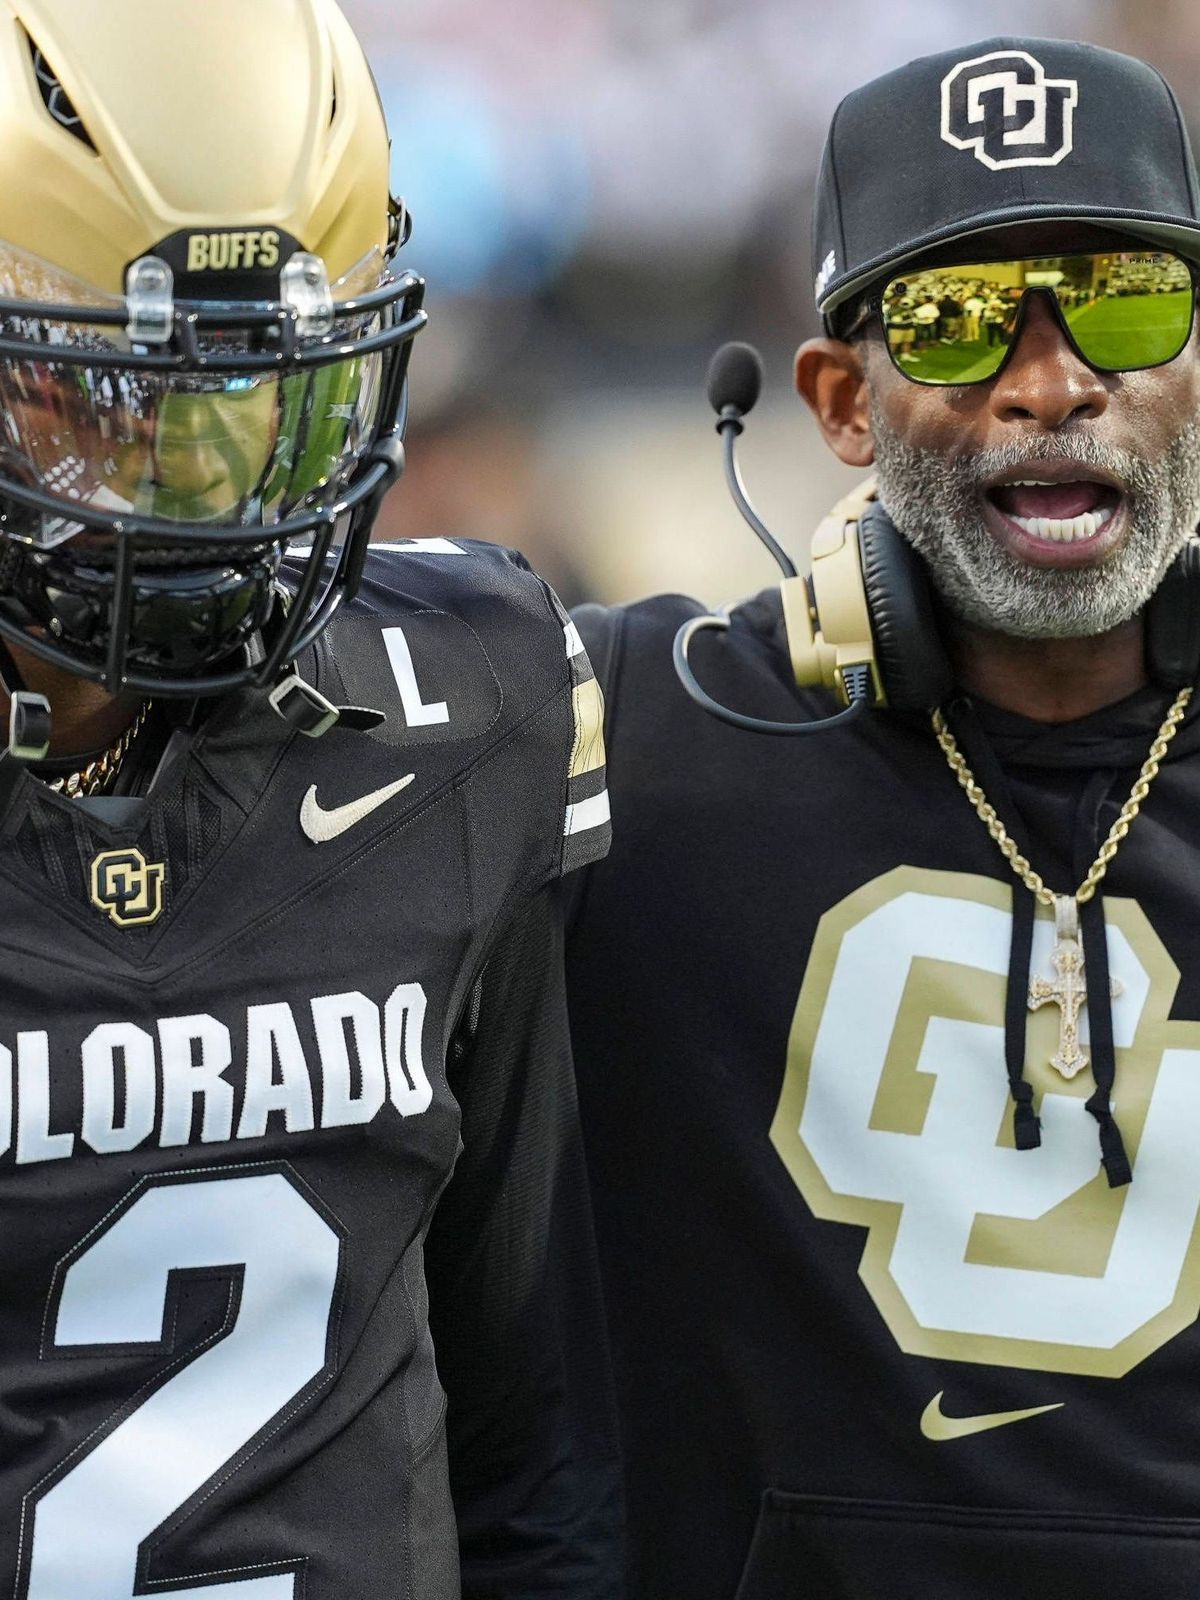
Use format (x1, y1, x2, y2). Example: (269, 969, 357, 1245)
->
(981, 468, 1127, 564)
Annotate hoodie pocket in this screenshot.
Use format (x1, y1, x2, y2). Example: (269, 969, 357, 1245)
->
(733, 1490, 1200, 1600)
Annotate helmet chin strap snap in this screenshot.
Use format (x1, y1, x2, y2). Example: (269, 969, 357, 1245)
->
(0, 634, 51, 763)
(0, 685, 51, 825)
(268, 675, 341, 738)
(267, 673, 386, 738)
(7, 691, 50, 762)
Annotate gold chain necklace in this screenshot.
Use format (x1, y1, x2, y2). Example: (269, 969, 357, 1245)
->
(43, 701, 153, 799)
(931, 685, 1192, 1080)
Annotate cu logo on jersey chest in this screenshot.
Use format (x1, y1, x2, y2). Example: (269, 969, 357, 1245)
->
(90, 847, 165, 927)
(941, 50, 1078, 170)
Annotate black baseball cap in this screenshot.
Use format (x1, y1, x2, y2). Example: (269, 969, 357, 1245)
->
(814, 38, 1200, 326)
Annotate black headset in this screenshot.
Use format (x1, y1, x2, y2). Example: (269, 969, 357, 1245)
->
(674, 342, 1200, 732)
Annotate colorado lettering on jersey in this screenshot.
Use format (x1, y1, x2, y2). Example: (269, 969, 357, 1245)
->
(0, 983, 432, 1167)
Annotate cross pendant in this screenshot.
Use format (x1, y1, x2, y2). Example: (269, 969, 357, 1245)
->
(1027, 895, 1122, 1081)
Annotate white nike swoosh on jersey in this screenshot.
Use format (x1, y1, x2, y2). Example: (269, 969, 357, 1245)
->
(920, 1390, 1064, 1443)
(299, 775, 415, 844)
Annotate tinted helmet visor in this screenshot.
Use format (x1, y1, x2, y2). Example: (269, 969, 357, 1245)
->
(0, 239, 425, 694)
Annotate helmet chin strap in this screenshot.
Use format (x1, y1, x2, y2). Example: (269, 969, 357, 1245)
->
(0, 633, 52, 766)
(247, 588, 386, 739)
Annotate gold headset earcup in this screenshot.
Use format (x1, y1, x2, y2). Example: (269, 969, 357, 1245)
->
(855, 501, 954, 712)
(782, 479, 881, 706)
(782, 486, 953, 712)
(1144, 536, 1200, 688)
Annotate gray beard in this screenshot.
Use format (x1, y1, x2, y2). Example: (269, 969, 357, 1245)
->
(867, 401, 1200, 640)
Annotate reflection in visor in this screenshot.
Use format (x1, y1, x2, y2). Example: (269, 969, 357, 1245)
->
(0, 340, 383, 547)
(0, 233, 424, 697)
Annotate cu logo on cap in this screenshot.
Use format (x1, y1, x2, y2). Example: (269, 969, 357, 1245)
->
(941, 50, 1078, 170)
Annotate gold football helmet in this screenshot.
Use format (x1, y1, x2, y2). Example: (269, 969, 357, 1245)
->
(0, 0, 425, 696)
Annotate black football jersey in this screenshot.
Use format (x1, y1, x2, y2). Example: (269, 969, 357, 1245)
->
(0, 539, 620, 1600)
(568, 588, 1200, 1600)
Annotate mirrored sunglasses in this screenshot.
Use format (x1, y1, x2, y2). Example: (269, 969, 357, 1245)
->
(854, 250, 1196, 385)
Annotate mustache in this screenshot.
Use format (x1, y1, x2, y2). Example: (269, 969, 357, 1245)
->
(934, 435, 1142, 494)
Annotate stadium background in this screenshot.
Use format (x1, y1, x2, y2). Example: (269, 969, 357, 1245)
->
(341, 0, 1195, 606)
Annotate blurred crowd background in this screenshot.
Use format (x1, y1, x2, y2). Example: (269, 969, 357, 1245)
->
(343, 0, 1197, 606)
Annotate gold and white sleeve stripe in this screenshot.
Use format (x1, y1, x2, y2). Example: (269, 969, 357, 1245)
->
(561, 618, 611, 873)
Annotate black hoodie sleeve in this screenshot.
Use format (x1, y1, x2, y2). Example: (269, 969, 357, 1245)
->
(425, 883, 626, 1597)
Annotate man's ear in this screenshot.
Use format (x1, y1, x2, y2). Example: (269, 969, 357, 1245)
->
(795, 338, 875, 468)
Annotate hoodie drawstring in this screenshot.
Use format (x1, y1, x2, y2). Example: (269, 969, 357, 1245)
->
(1005, 888, 1041, 1151)
(1075, 772, 1132, 1188)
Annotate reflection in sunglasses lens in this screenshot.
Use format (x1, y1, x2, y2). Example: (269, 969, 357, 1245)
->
(879, 251, 1194, 385)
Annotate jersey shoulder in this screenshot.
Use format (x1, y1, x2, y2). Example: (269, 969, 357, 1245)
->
(348, 537, 565, 686)
(322, 538, 610, 875)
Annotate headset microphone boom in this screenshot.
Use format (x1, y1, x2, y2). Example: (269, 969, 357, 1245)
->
(672, 341, 876, 735)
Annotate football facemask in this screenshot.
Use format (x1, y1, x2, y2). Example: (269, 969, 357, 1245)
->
(0, 236, 425, 696)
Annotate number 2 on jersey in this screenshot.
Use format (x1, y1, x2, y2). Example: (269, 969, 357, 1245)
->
(20, 1169, 341, 1599)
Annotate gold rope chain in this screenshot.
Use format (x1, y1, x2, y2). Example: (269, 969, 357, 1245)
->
(44, 701, 153, 799)
(930, 685, 1193, 907)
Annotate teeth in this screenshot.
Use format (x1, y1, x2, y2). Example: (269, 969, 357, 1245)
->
(1009, 506, 1115, 542)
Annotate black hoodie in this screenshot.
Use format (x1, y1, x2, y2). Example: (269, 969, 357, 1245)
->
(567, 586, 1200, 1600)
